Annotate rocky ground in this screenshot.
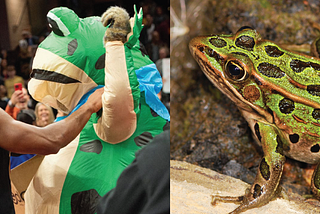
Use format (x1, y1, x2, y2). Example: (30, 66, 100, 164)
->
(170, 160, 320, 214)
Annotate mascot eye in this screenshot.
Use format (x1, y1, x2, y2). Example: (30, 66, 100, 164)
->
(225, 60, 247, 81)
(47, 7, 80, 37)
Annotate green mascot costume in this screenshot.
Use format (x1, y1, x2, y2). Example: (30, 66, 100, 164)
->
(25, 6, 169, 214)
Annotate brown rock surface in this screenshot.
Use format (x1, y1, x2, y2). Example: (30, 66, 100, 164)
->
(170, 160, 320, 214)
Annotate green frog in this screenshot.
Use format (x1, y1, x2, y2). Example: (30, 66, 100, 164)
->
(189, 27, 320, 213)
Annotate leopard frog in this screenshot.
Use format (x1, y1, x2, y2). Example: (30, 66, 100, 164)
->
(189, 27, 320, 213)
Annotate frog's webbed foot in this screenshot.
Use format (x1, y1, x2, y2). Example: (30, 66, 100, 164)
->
(311, 162, 320, 199)
(211, 195, 244, 206)
(211, 184, 284, 214)
(101, 6, 131, 43)
(211, 190, 250, 214)
(211, 122, 287, 213)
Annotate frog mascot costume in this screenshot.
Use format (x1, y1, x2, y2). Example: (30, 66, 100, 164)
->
(24, 6, 169, 214)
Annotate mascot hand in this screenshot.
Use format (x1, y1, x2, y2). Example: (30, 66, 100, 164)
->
(101, 6, 131, 44)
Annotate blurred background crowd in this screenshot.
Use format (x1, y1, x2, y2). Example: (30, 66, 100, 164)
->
(0, 0, 170, 130)
(0, 0, 169, 170)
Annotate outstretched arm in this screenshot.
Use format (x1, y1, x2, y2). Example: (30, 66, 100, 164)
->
(95, 7, 139, 144)
(0, 88, 103, 155)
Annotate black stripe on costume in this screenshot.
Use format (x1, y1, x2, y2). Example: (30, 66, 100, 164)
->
(31, 69, 81, 84)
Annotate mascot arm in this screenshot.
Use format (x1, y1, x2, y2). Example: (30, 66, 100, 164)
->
(94, 41, 137, 144)
(94, 7, 140, 144)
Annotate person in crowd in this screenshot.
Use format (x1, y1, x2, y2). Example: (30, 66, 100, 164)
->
(0, 85, 8, 110)
(153, 6, 167, 26)
(1, 58, 8, 79)
(155, 46, 170, 111)
(11, 102, 54, 168)
(34, 102, 55, 127)
(155, 17, 170, 48)
(0, 79, 8, 110)
(4, 65, 24, 98)
(16, 109, 36, 125)
(16, 39, 33, 80)
(140, 13, 155, 47)
(5, 88, 30, 119)
(146, 30, 166, 62)
(21, 30, 39, 47)
(157, 46, 169, 62)
(97, 130, 169, 214)
(10, 109, 37, 169)
(0, 87, 103, 214)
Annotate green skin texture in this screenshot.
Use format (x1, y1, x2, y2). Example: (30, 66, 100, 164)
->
(32, 8, 167, 213)
(190, 28, 320, 213)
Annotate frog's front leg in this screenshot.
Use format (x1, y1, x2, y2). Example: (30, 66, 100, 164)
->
(311, 163, 320, 199)
(212, 122, 286, 214)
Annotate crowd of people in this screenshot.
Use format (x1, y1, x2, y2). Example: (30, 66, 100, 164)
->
(0, 35, 57, 169)
(0, 30, 55, 131)
(0, 0, 170, 121)
(0, 1, 170, 213)
(0, 0, 170, 165)
(139, 1, 170, 111)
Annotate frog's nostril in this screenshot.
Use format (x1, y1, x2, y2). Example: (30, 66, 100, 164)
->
(198, 46, 204, 53)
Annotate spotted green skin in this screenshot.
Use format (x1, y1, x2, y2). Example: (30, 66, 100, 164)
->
(190, 28, 320, 213)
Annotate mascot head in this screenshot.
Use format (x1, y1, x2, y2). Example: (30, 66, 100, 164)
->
(28, 7, 131, 113)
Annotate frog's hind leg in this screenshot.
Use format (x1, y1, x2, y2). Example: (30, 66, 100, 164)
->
(311, 163, 320, 199)
(211, 122, 286, 214)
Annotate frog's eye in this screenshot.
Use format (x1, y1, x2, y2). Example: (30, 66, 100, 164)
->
(225, 60, 247, 81)
(236, 26, 254, 34)
(47, 7, 80, 37)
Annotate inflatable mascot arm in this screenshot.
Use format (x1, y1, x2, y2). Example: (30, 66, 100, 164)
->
(95, 6, 140, 143)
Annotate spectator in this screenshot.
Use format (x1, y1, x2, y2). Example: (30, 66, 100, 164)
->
(4, 65, 24, 98)
(158, 46, 169, 61)
(11, 109, 37, 169)
(21, 30, 39, 47)
(18, 39, 32, 59)
(155, 46, 170, 112)
(34, 102, 55, 127)
(0, 49, 6, 59)
(16, 109, 36, 125)
(146, 30, 165, 62)
(153, 6, 167, 26)
(155, 17, 169, 48)
(141, 13, 155, 47)
(1, 58, 8, 79)
(155, 46, 169, 77)
(16, 39, 32, 80)
(0, 83, 8, 110)
(5, 88, 30, 119)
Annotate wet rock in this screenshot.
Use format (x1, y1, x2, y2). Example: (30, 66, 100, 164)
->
(170, 160, 320, 214)
(222, 160, 256, 184)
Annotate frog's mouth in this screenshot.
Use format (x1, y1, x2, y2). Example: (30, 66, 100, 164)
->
(31, 69, 81, 84)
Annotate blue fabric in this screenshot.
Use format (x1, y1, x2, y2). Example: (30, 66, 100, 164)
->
(56, 65, 170, 122)
(136, 64, 170, 121)
(55, 85, 103, 122)
(10, 154, 36, 169)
